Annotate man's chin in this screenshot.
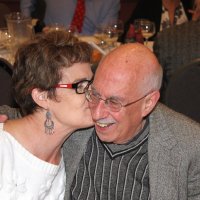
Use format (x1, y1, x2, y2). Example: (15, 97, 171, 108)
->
(95, 131, 113, 143)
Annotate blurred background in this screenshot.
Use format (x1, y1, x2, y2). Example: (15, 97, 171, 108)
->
(0, 0, 139, 28)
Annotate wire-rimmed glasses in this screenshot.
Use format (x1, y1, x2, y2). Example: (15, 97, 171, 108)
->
(85, 89, 151, 112)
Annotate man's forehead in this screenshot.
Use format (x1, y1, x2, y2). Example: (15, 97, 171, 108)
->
(97, 44, 159, 79)
(99, 47, 148, 70)
(93, 66, 136, 95)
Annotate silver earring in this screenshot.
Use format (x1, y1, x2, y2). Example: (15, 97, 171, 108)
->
(44, 110, 54, 134)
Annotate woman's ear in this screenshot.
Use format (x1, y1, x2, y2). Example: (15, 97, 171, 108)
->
(31, 88, 48, 109)
(142, 90, 160, 117)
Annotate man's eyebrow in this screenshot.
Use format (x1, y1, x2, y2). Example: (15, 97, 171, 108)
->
(91, 86, 125, 101)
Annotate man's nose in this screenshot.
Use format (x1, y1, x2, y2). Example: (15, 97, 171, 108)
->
(89, 100, 109, 120)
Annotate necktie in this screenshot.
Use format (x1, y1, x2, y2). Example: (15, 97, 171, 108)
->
(71, 0, 85, 33)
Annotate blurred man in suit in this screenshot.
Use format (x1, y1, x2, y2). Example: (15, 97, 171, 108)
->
(20, 0, 120, 35)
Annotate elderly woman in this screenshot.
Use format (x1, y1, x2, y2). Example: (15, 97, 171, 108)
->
(0, 31, 93, 199)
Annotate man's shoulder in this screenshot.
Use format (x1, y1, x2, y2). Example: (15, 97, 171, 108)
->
(150, 103, 200, 132)
(63, 127, 94, 149)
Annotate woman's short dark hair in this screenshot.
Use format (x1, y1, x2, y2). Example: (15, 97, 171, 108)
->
(12, 30, 92, 115)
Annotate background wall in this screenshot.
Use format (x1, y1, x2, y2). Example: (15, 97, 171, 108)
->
(0, 0, 20, 12)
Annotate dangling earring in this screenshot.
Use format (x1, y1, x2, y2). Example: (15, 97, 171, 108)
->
(44, 110, 54, 134)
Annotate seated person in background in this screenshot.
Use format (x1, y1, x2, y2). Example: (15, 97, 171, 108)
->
(153, 18, 200, 102)
(1, 44, 200, 199)
(20, 0, 120, 35)
(122, 0, 192, 42)
(0, 30, 94, 199)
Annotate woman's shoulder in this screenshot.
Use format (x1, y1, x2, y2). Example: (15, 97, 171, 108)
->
(0, 123, 8, 142)
(0, 123, 14, 152)
(0, 123, 15, 171)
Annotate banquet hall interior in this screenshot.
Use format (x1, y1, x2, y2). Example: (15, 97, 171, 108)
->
(0, 0, 200, 123)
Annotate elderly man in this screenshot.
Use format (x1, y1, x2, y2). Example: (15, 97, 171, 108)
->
(66, 43, 200, 199)
(1, 44, 200, 199)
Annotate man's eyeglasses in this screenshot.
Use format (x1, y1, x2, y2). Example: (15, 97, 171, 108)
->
(54, 79, 93, 94)
(85, 89, 151, 112)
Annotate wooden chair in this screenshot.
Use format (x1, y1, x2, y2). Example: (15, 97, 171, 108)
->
(0, 3, 11, 28)
(0, 58, 17, 107)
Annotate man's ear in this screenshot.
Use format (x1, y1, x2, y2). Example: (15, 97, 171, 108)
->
(31, 88, 48, 109)
(142, 90, 160, 117)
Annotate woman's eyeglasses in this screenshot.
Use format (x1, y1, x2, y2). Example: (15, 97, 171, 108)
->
(54, 79, 93, 94)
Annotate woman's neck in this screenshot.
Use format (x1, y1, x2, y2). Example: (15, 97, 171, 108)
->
(4, 114, 74, 165)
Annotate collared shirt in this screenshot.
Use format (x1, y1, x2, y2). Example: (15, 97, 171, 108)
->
(20, 0, 120, 35)
(160, 2, 188, 31)
(71, 119, 150, 200)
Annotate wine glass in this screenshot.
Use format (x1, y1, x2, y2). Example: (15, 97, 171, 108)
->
(94, 20, 124, 51)
(134, 19, 155, 45)
(111, 19, 124, 40)
(104, 19, 124, 47)
(94, 25, 110, 51)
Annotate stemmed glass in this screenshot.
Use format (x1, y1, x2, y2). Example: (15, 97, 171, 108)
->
(110, 19, 124, 41)
(94, 20, 124, 51)
(134, 19, 155, 45)
(94, 26, 106, 47)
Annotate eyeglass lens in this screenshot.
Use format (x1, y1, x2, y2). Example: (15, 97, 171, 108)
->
(86, 90, 122, 111)
(76, 79, 93, 94)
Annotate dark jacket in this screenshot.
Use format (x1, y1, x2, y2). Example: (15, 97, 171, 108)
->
(153, 20, 200, 102)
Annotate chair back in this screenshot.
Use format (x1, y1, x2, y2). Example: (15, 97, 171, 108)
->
(0, 3, 11, 28)
(165, 58, 200, 123)
(0, 58, 17, 107)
